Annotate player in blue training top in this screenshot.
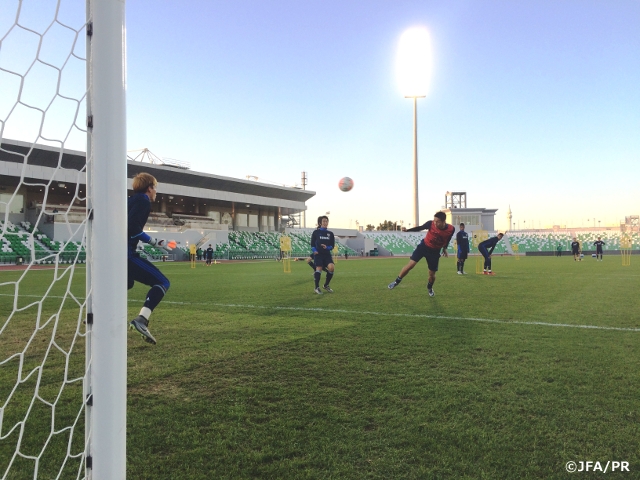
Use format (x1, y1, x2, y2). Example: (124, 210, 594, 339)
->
(388, 211, 455, 297)
(128, 172, 171, 345)
(306, 225, 329, 273)
(456, 222, 470, 275)
(477, 232, 505, 275)
(310, 215, 335, 294)
(593, 236, 605, 261)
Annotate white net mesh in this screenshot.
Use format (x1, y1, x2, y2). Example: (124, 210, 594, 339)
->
(0, 0, 89, 478)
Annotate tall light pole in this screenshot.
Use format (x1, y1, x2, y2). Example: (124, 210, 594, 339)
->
(410, 96, 423, 226)
(397, 27, 432, 228)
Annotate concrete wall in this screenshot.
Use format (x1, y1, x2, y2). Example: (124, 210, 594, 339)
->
(344, 234, 375, 254)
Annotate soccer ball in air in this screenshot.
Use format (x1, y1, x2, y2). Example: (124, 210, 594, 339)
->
(338, 177, 354, 192)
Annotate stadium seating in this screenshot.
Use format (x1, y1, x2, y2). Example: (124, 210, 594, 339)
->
(0, 220, 86, 263)
(364, 232, 415, 255)
(364, 231, 507, 255)
(201, 230, 358, 260)
(143, 245, 166, 259)
(2, 223, 637, 265)
(507, 230, 639, 252)
(507, 232, 572, 253)
(147, 212, 173, 227)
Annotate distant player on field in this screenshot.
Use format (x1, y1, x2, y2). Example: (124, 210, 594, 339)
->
(456, 222, 470, 275)
(128, 172, 171, 345)
(571, 237, 582, 261)
(388, 211, 455, 297)
(593, 236, 605, 261)
(478, 233, 505, 275)
(311, 215, 335, 294)
(205, 244, 214, 266)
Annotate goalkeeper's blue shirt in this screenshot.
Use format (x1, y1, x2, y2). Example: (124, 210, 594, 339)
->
(128, 193, 152, 254)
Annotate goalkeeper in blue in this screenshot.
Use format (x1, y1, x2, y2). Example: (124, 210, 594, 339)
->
(478, 232, 504, 275)
(310, 215, 335, 294)
(128, 173, 171, 344)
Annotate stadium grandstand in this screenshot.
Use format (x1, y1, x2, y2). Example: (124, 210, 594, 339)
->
(1, 139, 313, 262)
(1, 139, 638, 264)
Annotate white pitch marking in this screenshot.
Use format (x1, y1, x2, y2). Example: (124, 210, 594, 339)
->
(160, 300, 640, 333)
(2, 295, 639, 332)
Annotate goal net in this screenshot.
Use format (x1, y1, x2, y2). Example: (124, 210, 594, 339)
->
(1, 0, 127, 478)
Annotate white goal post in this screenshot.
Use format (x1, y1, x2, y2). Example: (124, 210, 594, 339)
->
(0, 0, 127, 478)
(87, 0, 128, 478)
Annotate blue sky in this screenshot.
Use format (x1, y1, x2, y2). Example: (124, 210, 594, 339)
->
(4, 0, 639, 231)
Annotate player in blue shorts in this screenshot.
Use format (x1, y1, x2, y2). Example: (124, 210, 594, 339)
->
(456, 222, 470, 275)
(388, 211, 455, 297)
(477, 233, 504, 275)
(128, 173, 171, 345)
(310, 215, 335, 294)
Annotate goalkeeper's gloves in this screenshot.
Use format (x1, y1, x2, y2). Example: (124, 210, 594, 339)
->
(148, 238, 165, 247)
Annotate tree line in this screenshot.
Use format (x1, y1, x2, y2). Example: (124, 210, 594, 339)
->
(365, 220, 406, 231)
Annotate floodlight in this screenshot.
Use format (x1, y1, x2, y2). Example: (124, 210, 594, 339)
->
(396, 27, 432, 98)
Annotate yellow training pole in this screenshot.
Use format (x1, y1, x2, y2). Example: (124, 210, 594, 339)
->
(280, 236, 292, 273)
(189, 244, 197, 269)
(621, 236, 632, 266)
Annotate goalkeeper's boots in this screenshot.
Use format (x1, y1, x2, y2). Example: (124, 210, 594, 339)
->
(428, 287, 435, 297)
(314, 287, 323, 295)
(129, 316, 157, 345)
(388, 281, 397, 290)
(323, 285, 334, 293)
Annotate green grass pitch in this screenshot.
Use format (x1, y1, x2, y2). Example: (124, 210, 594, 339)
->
(2, 255, 640, 478)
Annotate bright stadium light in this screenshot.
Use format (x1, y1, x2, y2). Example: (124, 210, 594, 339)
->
(396, 27, 432, 98)
(396, 26, 432, 227)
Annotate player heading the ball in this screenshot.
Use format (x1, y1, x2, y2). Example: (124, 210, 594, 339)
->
(388, 211, 455, 297)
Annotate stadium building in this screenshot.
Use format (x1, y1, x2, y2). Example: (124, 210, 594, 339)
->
(0, 139, 317, 258)
(1, 139, 638, 263)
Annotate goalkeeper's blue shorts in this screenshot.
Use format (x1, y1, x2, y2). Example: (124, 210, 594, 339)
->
(127, 252, 170, 291)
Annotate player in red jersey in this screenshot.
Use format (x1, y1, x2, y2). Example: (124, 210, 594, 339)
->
(388, 211, 455, 297)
